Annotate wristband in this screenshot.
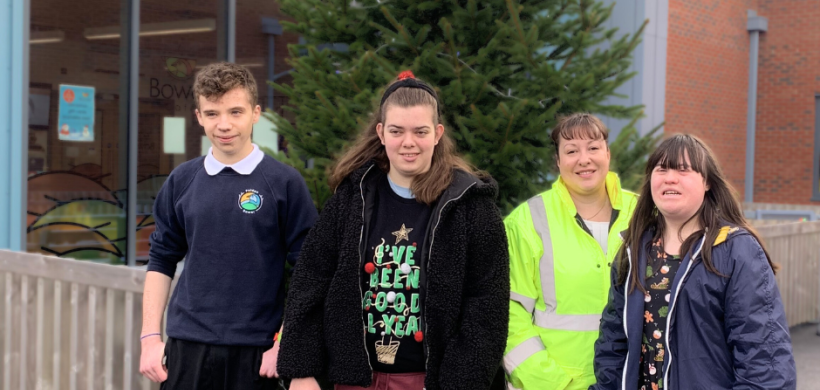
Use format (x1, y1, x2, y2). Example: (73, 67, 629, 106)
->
(140, 333, 161, 341)
(274, 332, 280, 342)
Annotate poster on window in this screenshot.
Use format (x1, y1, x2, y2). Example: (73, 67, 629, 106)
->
(57, 84, 95, 142)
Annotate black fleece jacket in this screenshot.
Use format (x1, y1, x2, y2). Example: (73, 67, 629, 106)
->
(277, 163, 510, 390)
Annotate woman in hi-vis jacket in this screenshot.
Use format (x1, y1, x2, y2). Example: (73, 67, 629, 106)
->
(504, 114, 638, 389)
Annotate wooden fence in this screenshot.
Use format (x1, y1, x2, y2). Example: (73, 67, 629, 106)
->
(0, 250, 160, 390)
(0, 221, 818, 389)
(757, 221, 820, 327)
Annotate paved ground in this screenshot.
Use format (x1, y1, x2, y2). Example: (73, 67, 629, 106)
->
(792, 323, 820, 390)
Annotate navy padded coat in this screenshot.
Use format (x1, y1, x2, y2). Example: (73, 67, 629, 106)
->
(591, 226, 796, 390)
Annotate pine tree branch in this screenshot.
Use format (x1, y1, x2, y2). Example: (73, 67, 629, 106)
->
(500, 108, 516, 153)
(368, 51, 397, 74)
(579, 0, 590, 30)
(380, 6, 419, 55)
(314, 91, 336, 112)
(560, 50, 578, 71)
(505, 0, 537, 68)
(435, 52, 525, 102)
(506, 0, 526, 43)
(440, 18, 460, 70)
(469, 81, 489, 106)
(348, 75, 363, 93)
(486, 9, 509, 45)
(549, 0, 571, 25)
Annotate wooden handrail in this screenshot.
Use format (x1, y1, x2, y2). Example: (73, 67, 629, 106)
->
(0, 250, 146, 293)
(756, 220, 820, 238)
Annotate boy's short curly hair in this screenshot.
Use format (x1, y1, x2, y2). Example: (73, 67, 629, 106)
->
(192, 62, 258, 109)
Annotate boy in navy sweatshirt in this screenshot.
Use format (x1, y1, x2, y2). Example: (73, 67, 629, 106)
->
(139, 62, 317, 389)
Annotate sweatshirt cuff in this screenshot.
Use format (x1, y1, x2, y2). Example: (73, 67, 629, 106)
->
(146, 258, 177, 279)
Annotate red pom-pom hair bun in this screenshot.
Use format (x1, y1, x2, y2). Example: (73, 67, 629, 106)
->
(397, 70, 415, 80)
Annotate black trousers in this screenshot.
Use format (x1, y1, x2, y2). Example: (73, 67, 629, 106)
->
(161, 337, 281, 390)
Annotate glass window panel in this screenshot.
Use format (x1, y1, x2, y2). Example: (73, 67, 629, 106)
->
(27, 0, 127, 265)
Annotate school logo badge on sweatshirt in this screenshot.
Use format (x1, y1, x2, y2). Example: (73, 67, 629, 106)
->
(238, 189, 263, 214)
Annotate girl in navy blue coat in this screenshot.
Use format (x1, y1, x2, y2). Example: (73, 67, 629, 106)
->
(591, 134, 796, 390)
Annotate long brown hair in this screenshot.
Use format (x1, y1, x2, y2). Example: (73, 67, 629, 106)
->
(617, 134, 776, 292)
(329, 77, 479, 204)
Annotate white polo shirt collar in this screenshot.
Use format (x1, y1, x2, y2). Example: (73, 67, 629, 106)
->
(204, 144, 264, 176)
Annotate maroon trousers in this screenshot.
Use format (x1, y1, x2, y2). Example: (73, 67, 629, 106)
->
(335, 372, 425, 390)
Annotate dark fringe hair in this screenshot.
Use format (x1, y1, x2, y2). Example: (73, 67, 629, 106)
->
(551, 113, 610, 151)
(616, 134, 777, 293)
(328, 78, 480, 204)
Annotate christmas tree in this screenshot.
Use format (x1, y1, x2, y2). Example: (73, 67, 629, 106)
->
(268, 0, 658, 213)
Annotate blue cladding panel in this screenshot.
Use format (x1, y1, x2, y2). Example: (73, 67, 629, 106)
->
(596, 0, 668, 138)
(0, 0, 29, 251)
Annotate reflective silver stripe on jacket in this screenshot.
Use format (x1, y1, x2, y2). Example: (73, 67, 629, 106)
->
(503, 336, 545, 375)
(510, 292, 536, 314)
(527, 196, 602, 332)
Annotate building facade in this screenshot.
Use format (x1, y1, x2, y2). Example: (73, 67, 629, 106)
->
(603, 0, 820, 204)
(1, 0, 298, 264)
(2, 0, 819, 263)
(664, 0, 820, 204)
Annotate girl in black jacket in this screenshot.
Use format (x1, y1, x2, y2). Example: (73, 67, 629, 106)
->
(277, 71, 510, 390)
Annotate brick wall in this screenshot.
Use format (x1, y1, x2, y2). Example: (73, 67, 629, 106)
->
(666, 0, 820, 204)
(665, 0, 758, 198)
(754, 0, 820, 204)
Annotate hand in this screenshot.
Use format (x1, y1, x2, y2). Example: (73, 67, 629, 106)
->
(289, 377, 321, 390)
(259, 339, 280, 378)
(139, 336, 167, 383)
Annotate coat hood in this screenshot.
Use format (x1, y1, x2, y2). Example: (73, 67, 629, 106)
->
(347, 160, 499, 204)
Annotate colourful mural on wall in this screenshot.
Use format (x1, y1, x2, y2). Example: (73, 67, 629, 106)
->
(26, 168, 167, 265)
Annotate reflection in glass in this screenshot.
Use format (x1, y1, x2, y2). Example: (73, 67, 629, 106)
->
(26, 0, 299, 265)
(27, 0, 128, 264)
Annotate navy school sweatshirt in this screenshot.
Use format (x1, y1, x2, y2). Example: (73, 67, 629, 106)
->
(147, 155, 317, 346)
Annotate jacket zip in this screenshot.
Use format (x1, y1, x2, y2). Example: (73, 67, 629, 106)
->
(662, 236, 705, 390)
(423, 182, 477, 374)
(576, 209, 620, 297)
(357, 165, 375, 373)
(621, 246, 633, 390)
(575, 214, 611, 306)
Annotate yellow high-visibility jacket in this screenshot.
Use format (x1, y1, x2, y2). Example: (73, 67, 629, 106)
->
(503, 172, 637, 390)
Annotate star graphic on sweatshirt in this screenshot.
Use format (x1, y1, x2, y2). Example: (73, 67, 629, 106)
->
(392, 224, 413, 244)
